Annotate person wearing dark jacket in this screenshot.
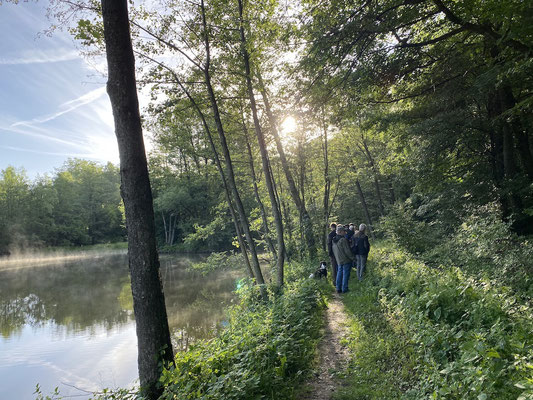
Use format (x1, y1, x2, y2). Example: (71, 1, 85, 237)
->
(327, 223, 338, 285)
(346, 223, 356, 253)
(332, 225, 356, 293)
(353, 223, 371, 281)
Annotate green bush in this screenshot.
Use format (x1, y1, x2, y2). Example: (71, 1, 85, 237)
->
(381, 200, 533, 297)
(379, 199, 445, 255)
(158, 279, 324, 400)
(369, 243, 533, 400)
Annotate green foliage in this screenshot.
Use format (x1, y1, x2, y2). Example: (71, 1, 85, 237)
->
(34, 383, 140, 400)
(339, 241, 533, 400)
(188, 251, 245, 275)
(158, 279, 324, 400)
(380, 199, 445, 254)
(149, 155, 237, 252)
(0, 161, 125, 253)
(381, 198, 533, 295)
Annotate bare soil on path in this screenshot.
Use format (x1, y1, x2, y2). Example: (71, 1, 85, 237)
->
(298, 292, 351, 400)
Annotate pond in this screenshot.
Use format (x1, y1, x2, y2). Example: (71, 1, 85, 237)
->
(0, 251, 243, 400)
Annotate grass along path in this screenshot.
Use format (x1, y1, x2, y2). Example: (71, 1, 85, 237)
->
(299, 292, 351, 400)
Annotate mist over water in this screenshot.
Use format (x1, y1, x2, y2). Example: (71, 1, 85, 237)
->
(0, 252, 241, 400)
(0, 248, 127, 271)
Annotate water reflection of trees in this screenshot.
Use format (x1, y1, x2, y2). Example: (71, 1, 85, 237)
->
(0, 255, 132, 338)
(160, 258, 238, 352)
(0, 255, 240, 345)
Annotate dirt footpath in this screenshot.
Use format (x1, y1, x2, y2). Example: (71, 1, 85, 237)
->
(298, 293, 351, 400)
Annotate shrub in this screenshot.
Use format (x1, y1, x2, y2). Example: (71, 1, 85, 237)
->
(380, 200, 533, 297)
(158, 279, 324, 400)
(370, 243, 533, 400)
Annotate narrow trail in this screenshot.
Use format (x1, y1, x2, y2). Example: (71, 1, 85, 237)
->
(299, 292, 351, 400)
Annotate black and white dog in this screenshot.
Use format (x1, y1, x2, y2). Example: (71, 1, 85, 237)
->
(310, 261, 328, 279)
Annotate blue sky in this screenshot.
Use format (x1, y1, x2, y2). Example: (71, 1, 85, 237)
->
(0, 1, 120, 179)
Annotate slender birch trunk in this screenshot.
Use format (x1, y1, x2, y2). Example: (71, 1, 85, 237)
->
(256, 71, 317, 259)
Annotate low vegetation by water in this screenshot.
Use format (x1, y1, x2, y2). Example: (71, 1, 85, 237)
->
(159, 278, 324, 400)
(35, 261, 325, 400)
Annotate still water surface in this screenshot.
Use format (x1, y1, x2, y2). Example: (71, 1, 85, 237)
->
(0, 252, 241, 400)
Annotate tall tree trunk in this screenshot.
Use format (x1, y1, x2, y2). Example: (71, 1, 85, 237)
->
(242, 118, 278, 259)
(388, 179, 396, 204)
(488, 106, 505, 185)
(162, 212, 168, 245)
(321, 111, 331, 252)
(256, 71, 317, 259)
(238, 0, 285, 286)
(100, 2, 173, 398)
(515, 127, 533, 180)
(189, 135, 201, 171)
(199, 0, 265, 286)
(165, 62, 256, 281)
(354, 178, 375, 239)
(488, 84, 525, 216)
(170, 214, 177, 245)
(361, 138, 385, 215)
(497, 85, 533, 181)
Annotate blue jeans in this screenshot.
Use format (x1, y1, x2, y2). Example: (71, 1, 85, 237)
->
(356, 255, 367, 280)
(336, 263, 352, 293)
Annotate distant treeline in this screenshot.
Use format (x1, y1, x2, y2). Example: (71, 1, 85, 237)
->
(0, 160, 125, 253)
(0, 159, 235, 255)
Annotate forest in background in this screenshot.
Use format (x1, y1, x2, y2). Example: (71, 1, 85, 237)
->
(0, 160, 124, 253)
(2, 0, 532, 281)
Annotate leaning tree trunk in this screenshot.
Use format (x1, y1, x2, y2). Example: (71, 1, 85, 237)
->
(321, 111, 331, 252)
(238, 0, 285, 286)
(256, 71, 317, 260)
(100, 1, 173, 398)
(242, 118, 278, 259)
(199, 0, 265, 286)
(167, 66, 255, 281)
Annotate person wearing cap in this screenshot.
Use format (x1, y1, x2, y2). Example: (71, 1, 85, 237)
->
(331, 225, 356, 293)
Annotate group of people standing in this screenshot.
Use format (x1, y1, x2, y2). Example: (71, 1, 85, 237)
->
(327, 222, 371, 293)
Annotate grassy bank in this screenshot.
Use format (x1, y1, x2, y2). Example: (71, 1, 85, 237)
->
(158, 275, 325, 400)
(336, 242, 533, 400)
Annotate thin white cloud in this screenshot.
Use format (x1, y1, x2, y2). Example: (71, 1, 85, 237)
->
(0, 145, 93, 158)
(0, 124, 88, 149)
(11, 86, 107, 127)
(0, 50, 81, 65)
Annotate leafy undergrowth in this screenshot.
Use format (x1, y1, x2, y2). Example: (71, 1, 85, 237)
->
(158, 275, 326, 400)
(337, 242, 533, 400)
